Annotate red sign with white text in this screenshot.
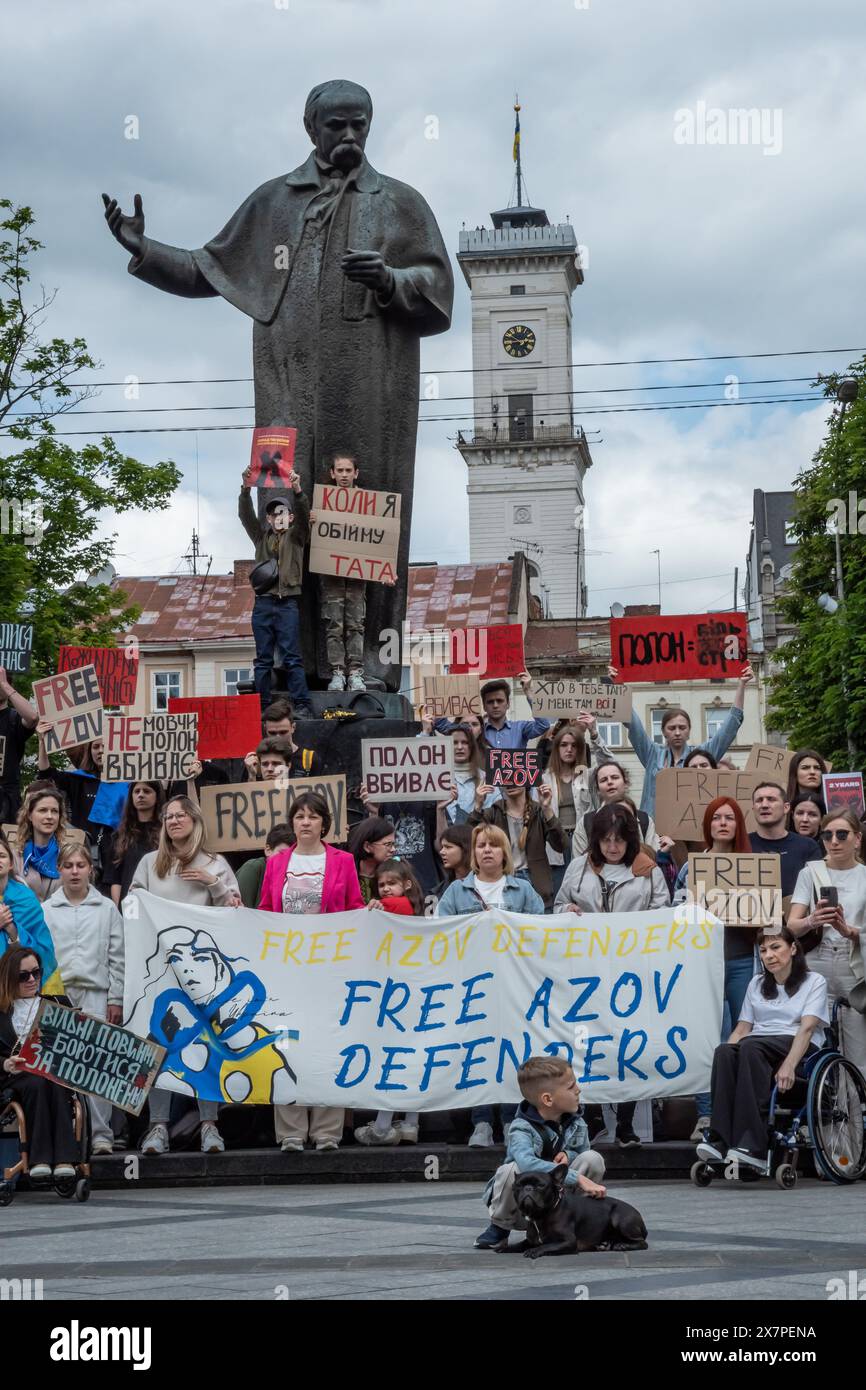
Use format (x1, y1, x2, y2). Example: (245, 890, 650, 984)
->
(168, 695, 262, 760)
(247, 428, 297, 488)
(610, 612, 748, 682)
(449, 624, 525, 678)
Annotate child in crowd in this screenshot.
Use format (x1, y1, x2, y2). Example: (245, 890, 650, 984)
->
(476, 1055, 607, 1250)
(237, 823, 294, 908)
(367, 858, 425, 916)
(316, 452, 368, 692)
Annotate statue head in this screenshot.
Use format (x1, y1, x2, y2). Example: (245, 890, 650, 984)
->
(304, 80, 373, 172)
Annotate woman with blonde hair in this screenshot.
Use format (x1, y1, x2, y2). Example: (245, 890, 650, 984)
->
(468, 778, 565, 911)
(130, 796, 240, 1157)
(15, 783, 77, 902)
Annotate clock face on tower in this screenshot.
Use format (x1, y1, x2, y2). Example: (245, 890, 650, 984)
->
(502, 324, 536, 358)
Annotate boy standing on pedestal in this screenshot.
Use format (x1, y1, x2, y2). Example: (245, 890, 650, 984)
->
(316, 453, 368, 692)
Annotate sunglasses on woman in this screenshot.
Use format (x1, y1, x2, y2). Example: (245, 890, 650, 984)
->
(19, 968, 42, 982)
(821, 829, 851, 843)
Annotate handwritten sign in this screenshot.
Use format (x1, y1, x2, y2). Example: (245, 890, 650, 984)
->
(532, 678, 632, 722)
(418, 673, 484, 721)
(33, 665, 103, 753)
(168, 695, 262, 760)
(309, 484, 400, 585)
(745, 743, 794, 780)
(0, 621, 34, 675)
(449, 624, 525, 678)
(688, 852, 782, 927)
(18, 1000, 165, 1116)
(200, 775, 348, 851)
(247, 426, 297, 488)
(361, 736, 454, 802)
(610, 612, 748, 682)
(822, 772, 865, 819)
(58, 645, 139, 708)
(102, 712, 198, 783)
(486, 747, 542, 789)
(655, 767, 766, 839)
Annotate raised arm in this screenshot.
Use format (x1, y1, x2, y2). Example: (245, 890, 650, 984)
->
(103, 193, 216, 299)
(0, 668, 37, 729)
(238, 472, 264, 546)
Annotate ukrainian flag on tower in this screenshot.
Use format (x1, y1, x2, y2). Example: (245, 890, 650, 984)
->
(513, 100, 521, 162)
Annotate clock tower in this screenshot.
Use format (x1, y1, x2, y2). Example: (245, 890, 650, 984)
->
(456, 110, 593, 617)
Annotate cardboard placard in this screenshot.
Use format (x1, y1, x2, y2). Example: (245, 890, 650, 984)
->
(247, 426, 298, 488)
(102, 712, 198, 783)
(449, 623, 525, 678)
(418, 672, 484, 721)
(2, 823, 86, 849)
(309, 484, 400, 586)
(33, 664, 103, 753)
(485, 747, 542, 789)
(58, 645, 139, 708)
(0, 621, 34, 675)
(610, 612, 748, 682)
(361, 736, 455, 802)
(654, 767, 767, 839)
(532, 678, 632, 722)
(17, 999, 166, 1116)
(200, 775, 348, 850)
(822, 772, 865, 819)
(688, 852, 782, 927)
(168, 695, 262, 760)
(745, 743, 794, 780)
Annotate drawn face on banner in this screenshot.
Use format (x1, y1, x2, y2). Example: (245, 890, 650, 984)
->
(165, 930, 233, 1006)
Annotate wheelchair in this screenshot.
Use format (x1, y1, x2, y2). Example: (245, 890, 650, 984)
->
(0, 1082, 92, 1205)
(691, 1000, 866, 1191)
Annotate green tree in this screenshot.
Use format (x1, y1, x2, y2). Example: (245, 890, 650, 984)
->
(0, 199, 180, 687)
(768, 357, 866, 769)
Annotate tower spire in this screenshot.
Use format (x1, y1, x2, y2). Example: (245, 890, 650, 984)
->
(513, 95, 523, 208)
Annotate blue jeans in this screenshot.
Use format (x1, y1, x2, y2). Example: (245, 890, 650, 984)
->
(251, 594, 309, 709)
(696, 954, 757, 1118)
(472, 1105, 517, 1127)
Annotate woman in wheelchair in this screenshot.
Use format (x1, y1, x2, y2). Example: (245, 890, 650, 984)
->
(696, 927, 829, 1173)
(0, 944, 79, 1181)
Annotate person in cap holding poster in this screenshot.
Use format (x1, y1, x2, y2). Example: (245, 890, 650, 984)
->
(607, 662, 754, 816)
(313, 452, 368, 692)
(0, 666, 37, 824)
(239, 467, 313, 717)
(43, 843, 124, 1155)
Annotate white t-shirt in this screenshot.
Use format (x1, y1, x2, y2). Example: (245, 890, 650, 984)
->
(739, 971, 829, 1048)
(281, 852, 326, 915)
(791, 862, 866, 945)
(506, 815, 527, 873)
(474, 876, 506, 909)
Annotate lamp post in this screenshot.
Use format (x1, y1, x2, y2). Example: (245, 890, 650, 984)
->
(832, 378, 859, 766)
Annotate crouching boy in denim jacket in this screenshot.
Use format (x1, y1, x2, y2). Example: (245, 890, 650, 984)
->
(476, 1055, 607, 1250)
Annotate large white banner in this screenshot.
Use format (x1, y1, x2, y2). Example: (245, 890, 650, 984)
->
(123, 892, 724, 1109)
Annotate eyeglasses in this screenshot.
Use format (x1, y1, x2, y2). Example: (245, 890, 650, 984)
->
(19, 968, 42, 982)
(164, 813, 190, 823)
(821, 829, 851, 843)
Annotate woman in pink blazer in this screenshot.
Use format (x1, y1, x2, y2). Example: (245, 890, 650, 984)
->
(257, 791, 363, 1153)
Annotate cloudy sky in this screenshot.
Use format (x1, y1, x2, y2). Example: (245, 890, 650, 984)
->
(5, 0, 865, 614)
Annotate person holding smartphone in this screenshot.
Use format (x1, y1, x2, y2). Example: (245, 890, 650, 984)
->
(787, 808, 866, 1073)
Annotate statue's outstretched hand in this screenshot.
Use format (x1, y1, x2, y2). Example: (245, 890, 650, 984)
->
(102, 192, 145, 256)
(342, 249, 394, 296)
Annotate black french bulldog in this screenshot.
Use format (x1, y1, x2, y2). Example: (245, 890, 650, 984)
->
(504, 1164, 648, 1258)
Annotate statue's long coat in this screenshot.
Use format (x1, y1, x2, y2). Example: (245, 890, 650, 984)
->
(129, 152, 453, 688)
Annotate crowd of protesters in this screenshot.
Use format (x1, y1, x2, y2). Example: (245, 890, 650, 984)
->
(1, 653, 864, 1177)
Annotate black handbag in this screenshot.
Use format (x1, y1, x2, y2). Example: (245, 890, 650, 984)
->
(249, 557, 279, 595)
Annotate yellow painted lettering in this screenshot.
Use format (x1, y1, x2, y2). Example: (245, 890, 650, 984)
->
(516, 925, 536, 957)
(429, 932, 449, 965)
(281, 931, 304, 964)
(540, 926, 564, 958)
(640, 924, 663, 955)
(334, 928, 355, 963)
(491, 923, 512, 953)
(398, 935, 423, 967)
(615, 928, 638, 957)
(375, 931, 393, 964)
(564, 926, 586, 959)
(306, 932, 328, 964)
(260, 929, 286, 961)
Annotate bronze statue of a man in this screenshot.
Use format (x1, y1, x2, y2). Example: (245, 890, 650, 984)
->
(103, 79, 453, 690)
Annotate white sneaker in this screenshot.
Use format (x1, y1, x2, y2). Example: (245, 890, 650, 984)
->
(726, 1147, 768, 1174)
(91, 1138, 114, 1156)
(468, 1121, 494, 1149)
(328, 671, 346, 691)
(200, 1122, 224, 1154)
(347, 670, 366, 691)
(315, 1139, 340, 1151)
(29, 1163, 51, 1181)
(397, 1122, 419, 1144)
(280, 1137, 305, 1152)
(53, 1164, 76, 1180)
(696, 1139, 724, 1164)
(354, 1123, 399, 1146)
(140, 1124, 169, 1155)
(690, 1119, 710, 1144)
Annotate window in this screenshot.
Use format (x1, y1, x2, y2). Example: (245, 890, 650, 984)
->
(784, 521, 798, 544)
(596, 721, 623, 748)
(508, 393, 533, 442)
(510, 284, 526, 295)
(223, 667, 253, 696)
(650, 709, 667, 746)
(704, 705, 732, 742)
(152, 670, 181, 711)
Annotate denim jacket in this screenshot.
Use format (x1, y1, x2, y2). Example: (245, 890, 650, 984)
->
(436, 873, 544, 916)
(626, 705, 744, 816)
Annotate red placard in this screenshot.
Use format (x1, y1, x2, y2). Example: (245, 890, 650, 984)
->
(610, 612, 748, 682)
(168, 695, 262, 760)
(822, 772, 865, 819)
(449, 624, 525, 678)
(58, 645, 139, 707)
(247, 427, 297, 488)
